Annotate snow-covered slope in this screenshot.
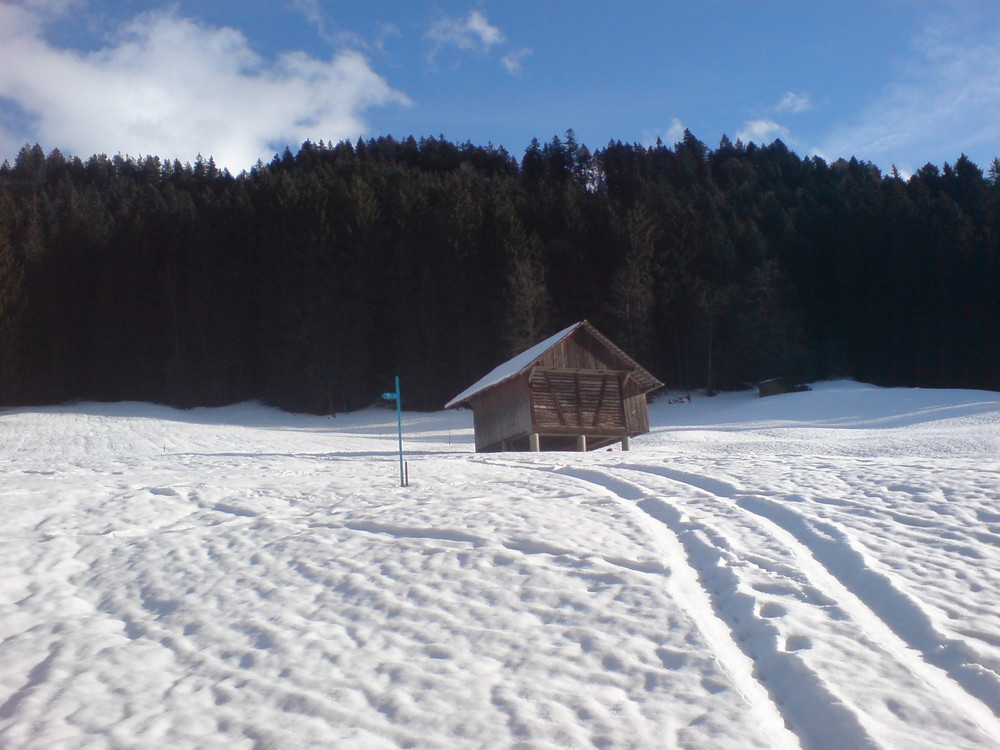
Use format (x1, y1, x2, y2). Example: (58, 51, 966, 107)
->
(1, 381, 998, 749)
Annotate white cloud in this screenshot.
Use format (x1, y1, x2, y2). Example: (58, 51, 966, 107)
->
(0, 2, 42, 34)
(643, 118, 686, 147)
(0, 6, 410, 172)
(663, 118, 687, 145)
(501, 48, 532, 76)
(776, 91, 812, 113)
(819, 9, 1000, 170)
(737, 119, 790, 145)
(427, 10, 505, 54)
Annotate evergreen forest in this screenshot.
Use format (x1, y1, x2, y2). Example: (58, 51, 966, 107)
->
(1, 131, 998, 413)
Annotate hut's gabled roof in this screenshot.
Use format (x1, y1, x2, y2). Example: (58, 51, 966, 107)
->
(445, 321, 662, 409)
(445, 323, 581, 409)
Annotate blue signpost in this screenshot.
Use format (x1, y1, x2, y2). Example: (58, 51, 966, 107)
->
(381, 376, 406, 487)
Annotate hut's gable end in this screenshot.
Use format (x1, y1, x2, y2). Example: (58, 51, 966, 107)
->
(537, 328, 631, 372)
(529, 329, 648, 438)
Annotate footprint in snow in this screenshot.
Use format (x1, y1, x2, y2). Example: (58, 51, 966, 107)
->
(785, 635, 812, 651)
(759, 601, 787, 618)
(700, 677, 728, 694)
(601, 654, 625, 671)
(212, 502, 259, 517)
(655, 648, 687, 670)
(148, 487, 178, 496)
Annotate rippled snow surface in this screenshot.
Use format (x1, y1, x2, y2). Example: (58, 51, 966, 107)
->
(1, 381, 998, 749)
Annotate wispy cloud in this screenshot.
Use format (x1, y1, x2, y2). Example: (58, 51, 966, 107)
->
(19, 0, 82, 17)
(0, 5, 410, 171)
(291, 0, 324, 30)
(776, 91, 812, 113)
(737, 119, 790, 145)
(501, 48, 531, 76)
(819, 8, 1000, 170)
(428, 10, 504, 53)
(289, 0, 368, 50)
(426, 9, 526, 75)
(374, 23, 402, 55)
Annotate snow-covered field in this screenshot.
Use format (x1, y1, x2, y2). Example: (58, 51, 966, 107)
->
(1, 381, 999, 750)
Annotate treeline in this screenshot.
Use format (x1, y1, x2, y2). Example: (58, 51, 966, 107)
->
(1, 132, 998, 412)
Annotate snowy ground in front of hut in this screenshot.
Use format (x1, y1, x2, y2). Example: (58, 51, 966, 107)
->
(2, 381, 999, 750)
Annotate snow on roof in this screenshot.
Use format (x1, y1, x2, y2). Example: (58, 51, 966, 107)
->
(444, 322, 582, 409)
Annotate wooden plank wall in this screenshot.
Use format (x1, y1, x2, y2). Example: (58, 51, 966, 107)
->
(623, 393, 649, 434)
(530, 370, 626, 431)
(622, 376, 650, 435)
(470, 375, 532, 451)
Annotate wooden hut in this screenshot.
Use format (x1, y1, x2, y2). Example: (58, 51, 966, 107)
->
(446, 321, 663, 452)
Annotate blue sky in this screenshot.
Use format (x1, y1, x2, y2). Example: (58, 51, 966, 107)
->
(1, 1, 998, 175)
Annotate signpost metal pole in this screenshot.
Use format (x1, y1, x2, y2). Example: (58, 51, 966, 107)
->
(381, 376, 405, 487)
(394, 376, 404, 487)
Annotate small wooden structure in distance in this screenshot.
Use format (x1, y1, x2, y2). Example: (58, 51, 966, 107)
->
(757, 377, 811, 398)
(445, 321, 663, 452)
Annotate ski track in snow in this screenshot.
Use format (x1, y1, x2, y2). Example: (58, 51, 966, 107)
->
(1, 382, 999, 749)
(557, 465, 1000, 750)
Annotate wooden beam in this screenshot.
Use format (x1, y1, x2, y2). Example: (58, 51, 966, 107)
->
(573, 372, 582, 426)
(531, 425, 628, 437)
(617, 374, 628, 424)
(592, 374, 609, 427)
(527, 367, 537, 430)
(543, 371, 569, 426)
(539, 367, 632, 377)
